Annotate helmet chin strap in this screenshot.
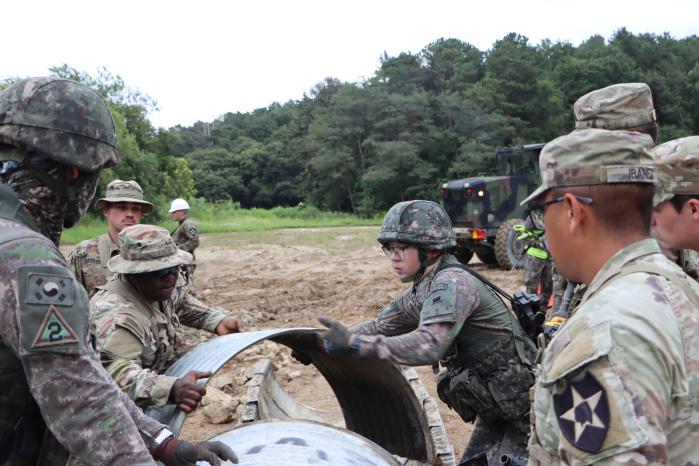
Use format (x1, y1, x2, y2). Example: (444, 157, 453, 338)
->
(402, 249, 442, 283)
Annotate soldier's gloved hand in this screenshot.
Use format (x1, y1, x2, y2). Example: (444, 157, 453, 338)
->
(291, 349, 313, 365)
(154, 437, 238, 465)
(170, 370, 211, 413)
(543, 311, 567, 339)
(317, 316, 357, 356)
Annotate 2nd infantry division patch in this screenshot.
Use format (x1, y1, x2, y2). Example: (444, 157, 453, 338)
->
(31, 305, 80, 348)
(553, 372, 610, 453)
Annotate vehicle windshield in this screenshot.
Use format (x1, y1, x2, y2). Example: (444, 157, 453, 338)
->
(497, 152, 538, 176)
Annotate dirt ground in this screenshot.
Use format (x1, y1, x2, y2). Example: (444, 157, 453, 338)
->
(175, 226, 524, 456)
(64, 226, 525, 458)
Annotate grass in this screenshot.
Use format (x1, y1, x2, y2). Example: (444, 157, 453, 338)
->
(60, 201, 382, 245)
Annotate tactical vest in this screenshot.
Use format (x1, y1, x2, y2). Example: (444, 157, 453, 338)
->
(99, 278, 179, 374)
(0, 184, 69, 466)
(439, 261, 537, 374)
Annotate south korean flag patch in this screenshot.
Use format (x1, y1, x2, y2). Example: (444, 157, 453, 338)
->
(553, 372, 610, 453)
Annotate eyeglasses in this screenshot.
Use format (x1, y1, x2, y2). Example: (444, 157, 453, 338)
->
(526, 195, 594, 218)
(381, 245, 411, 260)
(142, 266, 179, 279)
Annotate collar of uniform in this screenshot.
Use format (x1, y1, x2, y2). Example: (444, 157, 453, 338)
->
(583, 239, 661, 301)
(106, 274, 166, 317)
(412, 253, 448, 290)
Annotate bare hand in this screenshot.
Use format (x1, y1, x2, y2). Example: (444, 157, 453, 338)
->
(170, 370, 211, 412)
(215, 317, 245, 335)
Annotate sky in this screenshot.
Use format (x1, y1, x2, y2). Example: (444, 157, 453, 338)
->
(2, 0, 696, 128)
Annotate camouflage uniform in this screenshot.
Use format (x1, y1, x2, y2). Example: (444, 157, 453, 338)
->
(549, 263, 567, 315)
(345, 201, 537, 465)
(652, 137, 699, 278)
(524, 129, 699, 464)
(90, 225, 224, 407)
(548, 82, 659, 325)
(520, 216, 553, 308)
(68, 180, 152, 298)
(172, 216, 199, 280)
(69, 233, 119, 298)
(0, 78, 161, 465)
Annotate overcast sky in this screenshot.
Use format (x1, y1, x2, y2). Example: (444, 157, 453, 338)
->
(2, 0, 696, 128)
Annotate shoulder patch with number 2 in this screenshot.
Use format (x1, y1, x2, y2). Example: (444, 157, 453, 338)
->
(18, 267, 87, 355)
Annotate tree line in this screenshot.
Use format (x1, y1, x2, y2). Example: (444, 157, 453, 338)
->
(3, 29, 699, 218)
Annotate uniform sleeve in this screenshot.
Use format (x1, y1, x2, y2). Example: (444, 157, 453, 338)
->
(66, 245, 86, 291)
(99, 327, 178, 407)
(177, 220, 200, 252)
(349, 288, 418, 336)
(355, 321, 456, 365)
(532, 302, 683, 464)
(174, 286, 226, 333)
(0, 253, 158, 465)
(353, 278, 480, 365)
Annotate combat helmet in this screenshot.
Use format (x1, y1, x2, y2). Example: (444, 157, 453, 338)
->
(0, 77, 117, 172)
(378, 200, 456, 249)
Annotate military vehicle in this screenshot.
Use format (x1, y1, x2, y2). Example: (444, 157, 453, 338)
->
(440, 143, 544, 269)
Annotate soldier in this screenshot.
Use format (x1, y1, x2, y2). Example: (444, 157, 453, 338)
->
(652, 136, 699, 265)
(0, 78, 236, 465)
(169, 198, 199, 281)
(90, 224, 241, 411)
(520, 213, 553, 311)
(69, 179, 154, 297)
(317, 200, 537, 465)
(523, 128, 699, 463)
(546, 82, 662, 331)
(67, 179, 241, 346)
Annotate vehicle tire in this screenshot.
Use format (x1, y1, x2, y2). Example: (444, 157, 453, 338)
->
(495, 218, 526, 270)
(454, 246, 474, 265)
(474, 246, 497, 264)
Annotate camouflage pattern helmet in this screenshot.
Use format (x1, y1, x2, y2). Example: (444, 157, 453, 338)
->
(108, 224, 192, 274)
(378, 200, 456, 250)
(0, 77, 117, 173)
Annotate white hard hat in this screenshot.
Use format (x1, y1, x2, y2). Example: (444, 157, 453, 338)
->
(169, 198, 190, 213)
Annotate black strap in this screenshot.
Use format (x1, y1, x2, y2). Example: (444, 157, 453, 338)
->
(438, 261, 514, 304)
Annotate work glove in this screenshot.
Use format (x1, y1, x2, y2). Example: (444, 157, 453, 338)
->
(543, 310, 568, 339)
(154, 437, 238, 465)
(317, 316, 357, 356)
(170, 370, 211, 413)
(291, 349, 313, 365)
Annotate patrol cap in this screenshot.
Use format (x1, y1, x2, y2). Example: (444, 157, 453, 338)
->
(652, 136, 699, 205)
(521, 129, 656, 205)
(574, 83, 656, 130)
(95, 179, 154, 213)
(109, 224, 191, 274)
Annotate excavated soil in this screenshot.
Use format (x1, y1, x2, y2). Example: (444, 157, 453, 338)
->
(64, 226, 525, 458)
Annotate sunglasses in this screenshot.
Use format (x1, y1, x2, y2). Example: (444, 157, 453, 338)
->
(141, 266, 179, 279)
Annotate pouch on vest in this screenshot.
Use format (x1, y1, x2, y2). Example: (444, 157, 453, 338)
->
(437, 368, 499, 424)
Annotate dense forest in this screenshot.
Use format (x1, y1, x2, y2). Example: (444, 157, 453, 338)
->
(3, 29, 699, 218)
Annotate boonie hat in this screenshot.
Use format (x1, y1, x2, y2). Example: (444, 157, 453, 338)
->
(109, 224, 192, 274)
(96, 179, 154, 213)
